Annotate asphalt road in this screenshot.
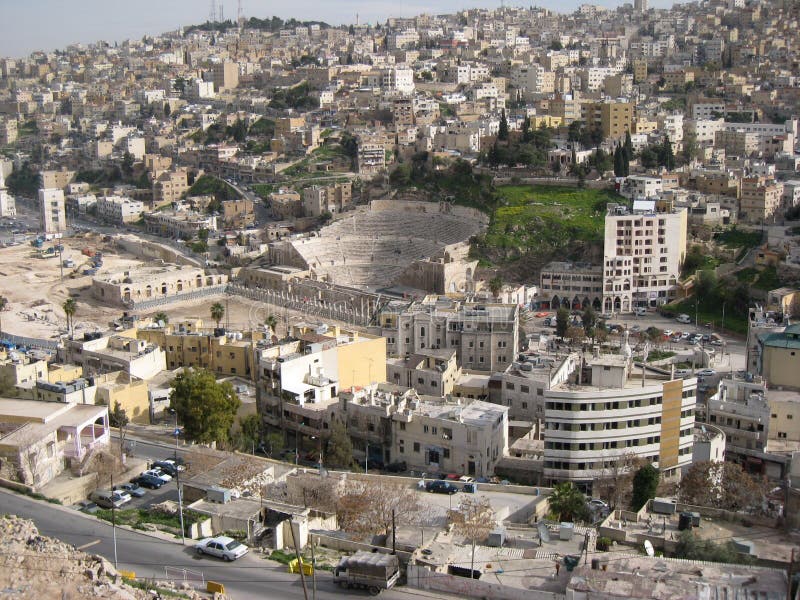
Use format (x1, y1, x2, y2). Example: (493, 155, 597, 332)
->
(1, 489, 438, 600)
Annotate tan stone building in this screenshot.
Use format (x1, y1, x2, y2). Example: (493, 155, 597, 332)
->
(40, 169, 75, 190)
(91, 265, 228, 307)
(740, 176, 784, 224)
(212, 62, 239, 92)
(152, 169, 189, 208)
(302, 183, 352, 217)
(582, 100, 633, 140)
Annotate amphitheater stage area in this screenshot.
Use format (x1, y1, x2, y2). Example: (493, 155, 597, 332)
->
(267, 200, 487, 293)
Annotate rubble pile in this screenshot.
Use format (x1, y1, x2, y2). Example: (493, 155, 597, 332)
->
(0, 515, 208, 599)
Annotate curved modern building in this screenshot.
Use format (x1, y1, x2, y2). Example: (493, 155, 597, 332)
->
(543, 354, 696, 492)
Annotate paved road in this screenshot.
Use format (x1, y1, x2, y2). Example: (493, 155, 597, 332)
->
(1, 489, 442, 600)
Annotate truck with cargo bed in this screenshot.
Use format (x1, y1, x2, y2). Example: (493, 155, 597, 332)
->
(333, 551, 399, 596)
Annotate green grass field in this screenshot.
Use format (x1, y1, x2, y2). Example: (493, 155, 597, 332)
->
(481, 185, 624, 263)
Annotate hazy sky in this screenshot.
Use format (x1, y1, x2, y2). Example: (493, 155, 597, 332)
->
(0, 0, 676, 58)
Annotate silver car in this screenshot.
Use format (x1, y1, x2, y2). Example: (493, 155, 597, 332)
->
(194, 536, 249, 561)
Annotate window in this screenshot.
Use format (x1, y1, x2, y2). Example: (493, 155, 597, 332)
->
(400, 422, 406, 431)
(443, 448, 450, 459)
(432, 427, 438, 435)
(423, 425, 429, 433)
(521, 385, 529, 393)
(413, 442, 420, 452)
(506, 382, 515, 390)
(399, 440, 405, 453)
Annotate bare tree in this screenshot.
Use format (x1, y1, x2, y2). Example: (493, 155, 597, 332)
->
(592, 451, 645, 510)
(451, 496, 496, 579)
(337, 479, 422, 539)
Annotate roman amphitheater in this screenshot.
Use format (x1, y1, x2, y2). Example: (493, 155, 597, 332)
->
(266, 200, 488, 293)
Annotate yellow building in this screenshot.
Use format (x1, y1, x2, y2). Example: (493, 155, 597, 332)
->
(94, 371, 151, 425)
(137, 319, 265, 379)
(633, 59, 648, 84)
(759, 324, 800, 391)
(530, 115, 563, 129)
(47, 363, 84, 384)
(582, 100, 633, 140)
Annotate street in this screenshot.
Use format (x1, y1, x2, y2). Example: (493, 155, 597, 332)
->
(0, 489, 443, 600)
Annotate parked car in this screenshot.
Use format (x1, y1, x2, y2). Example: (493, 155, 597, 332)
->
(587, 498, 609, 510)
(90, 489, 130, 509)
(152, 461, 179, 477)
(194, 536, 249, 561)
(674, 368, 692, 378)
(114, 482, 146, 498)
(131, 473, 165, 489)
(630, 324, 641, 332)
(634, 307, 647, 317)
(144, 468, 172, 482)
(676, 314, 692, 324)
(73, 500, 99, 514)
(426, 480, 458, 495)
(696, 368, 717, 377)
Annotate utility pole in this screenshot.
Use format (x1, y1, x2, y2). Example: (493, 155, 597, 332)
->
(788, 547, 796, 600)
(310, 535, 317, 600)
(111, 474, 118, 569)
(289, 522, 309, 600)
(392, 509, 396, 555)
(177, 468, 185, 545)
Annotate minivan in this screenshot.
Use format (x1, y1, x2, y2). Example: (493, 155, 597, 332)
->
(676, 314, 692, 324)
(634, 307, 647, 317)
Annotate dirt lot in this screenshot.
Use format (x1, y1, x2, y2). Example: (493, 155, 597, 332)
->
(0, 234, 145, 340)
(0, 233, 351, 342)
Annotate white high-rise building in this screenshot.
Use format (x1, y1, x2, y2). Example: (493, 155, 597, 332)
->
(543, 353, 696, 492)
(602, 202, 687, 313)
(39, 188, 67, 233)
(0, 170, 15, 217)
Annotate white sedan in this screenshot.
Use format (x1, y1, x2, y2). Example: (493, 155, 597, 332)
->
(143, 468, 172, 482)
(194, 536, 249, 561)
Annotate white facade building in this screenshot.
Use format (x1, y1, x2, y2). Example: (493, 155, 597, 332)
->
(95, 195, 144, 224)
(543, 354, 696, 491)
(39, 188, 67, 233)
(0, 170, 15, 217)
(602, 203, 687, 312)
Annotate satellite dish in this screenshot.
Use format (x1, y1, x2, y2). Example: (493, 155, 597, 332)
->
(644, 540, 655, 557)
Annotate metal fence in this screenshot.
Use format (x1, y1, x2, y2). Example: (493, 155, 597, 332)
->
(227, 283, 368, 326)
(0, 332, 59, 351)
(125, 285, 228, 312)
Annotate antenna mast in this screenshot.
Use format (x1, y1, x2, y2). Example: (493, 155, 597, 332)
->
(237, 0, 244, 28)
(219, 1, 224, 22)
(209, 0, 217, 22)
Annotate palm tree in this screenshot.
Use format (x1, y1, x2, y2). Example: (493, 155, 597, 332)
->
(63, 298, 77, 339)
(548, 482, 588, 522)
(154, 311, 169, 326)
(210, 302, 225, 329)
(0, 295, 8, 333)
(264, 314, 277, 336)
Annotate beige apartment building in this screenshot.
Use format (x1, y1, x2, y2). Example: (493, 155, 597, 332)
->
(377, 298, 519, 373)
(302, 182, 352, 217)
(386, 349, 461, 397)
(152, 169, 189, 208)
(268, 189, 303, 220)
(212, 62, 239, 92)
(714, 129, 759, 157)
(739, 176, 784, 224)
(582, 100, 633, 140)
(602, 202, 687, 312)
(40, 169, 75, 190)
(338, 385, 509, 477)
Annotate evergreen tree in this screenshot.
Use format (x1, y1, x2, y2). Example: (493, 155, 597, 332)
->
(624, 130, 633, 161)
(631, 464, 660, 510)
(662, 138, 675, 170)
(498, 109, 509, 141)
(613, 145, 625, 177)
